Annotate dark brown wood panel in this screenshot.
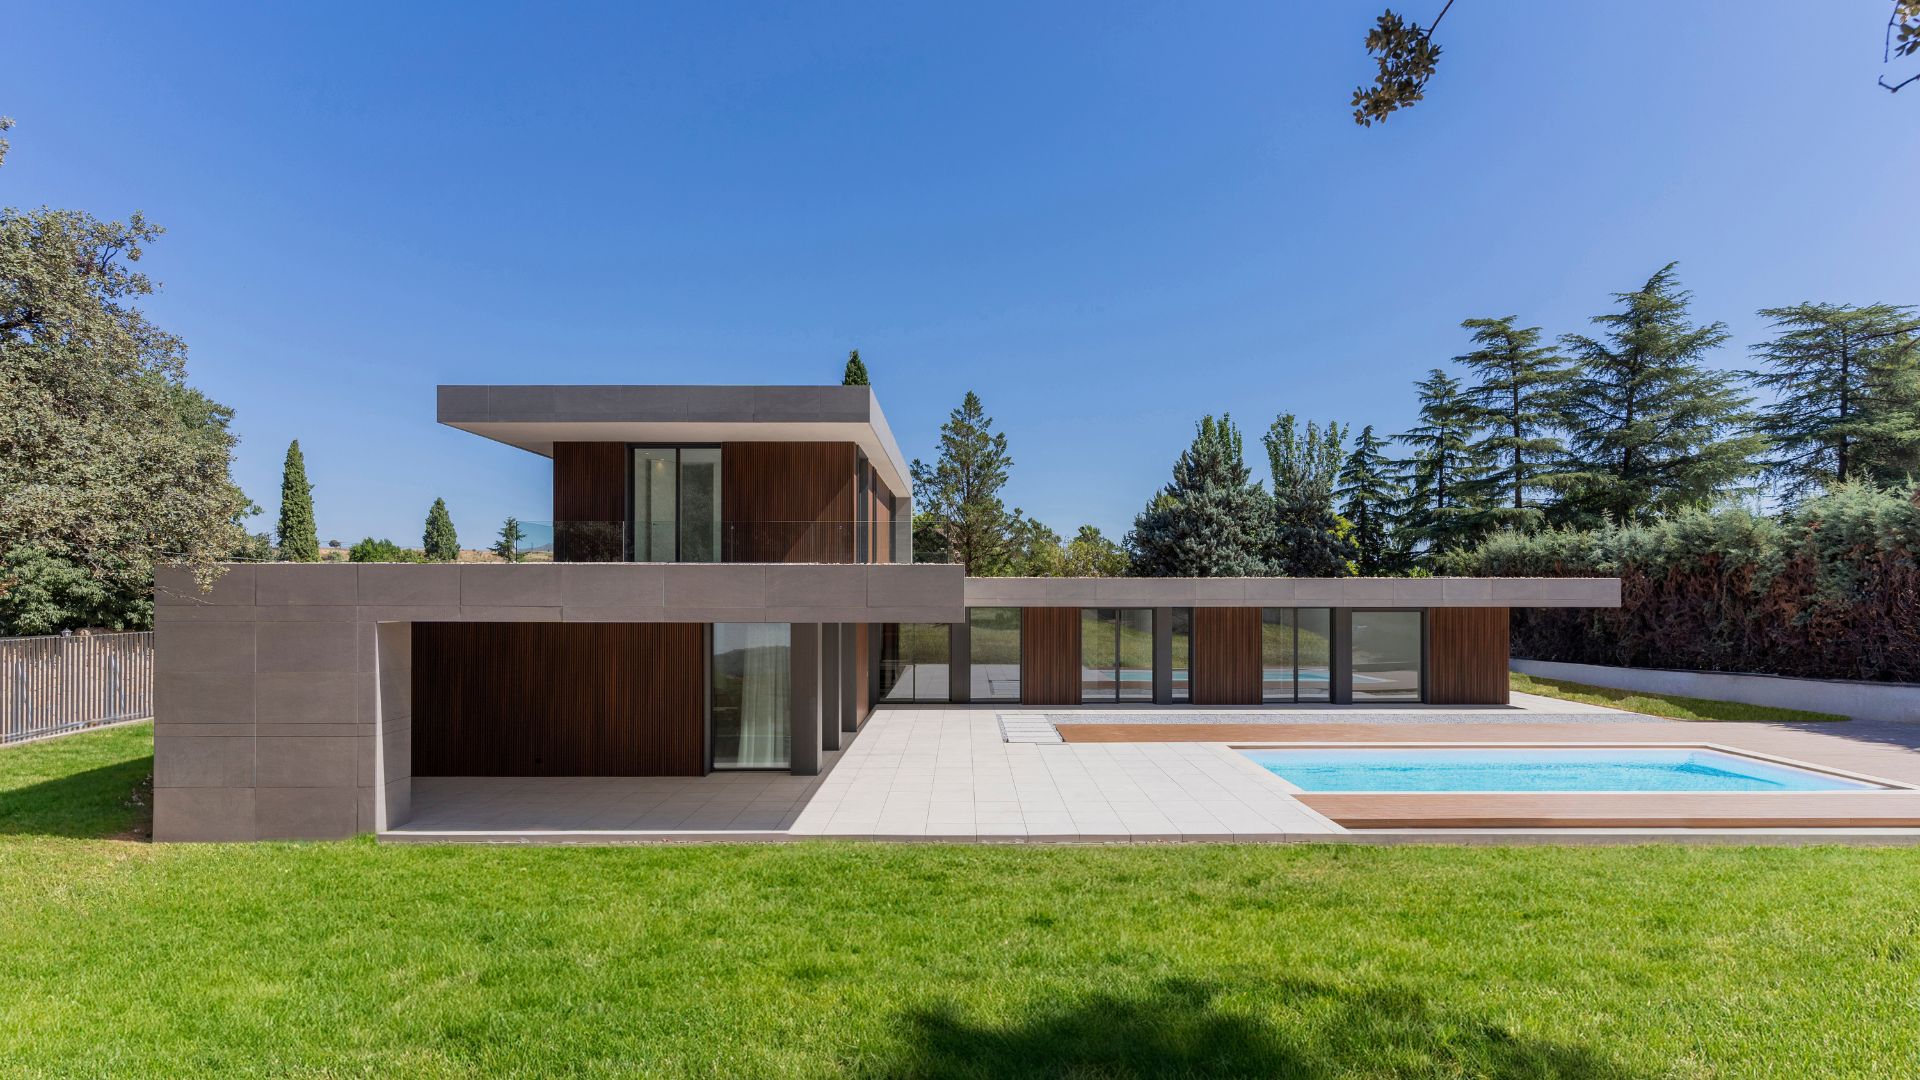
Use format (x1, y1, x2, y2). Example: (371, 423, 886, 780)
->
(552, 442, 629, 562)
(412, 622, 706, 777)
(1021, 607, 1081, 706)
(721, 442, 857, 562)
(855, 622, 871, 721)
(1192, 607, 1261, 705)
(1427, 607, 1510, 705)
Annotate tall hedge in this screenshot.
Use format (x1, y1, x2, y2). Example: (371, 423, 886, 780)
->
(1445, 482, 1920, 683)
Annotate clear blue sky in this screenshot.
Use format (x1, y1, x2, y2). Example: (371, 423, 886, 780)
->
(4, 2, 1915, 547)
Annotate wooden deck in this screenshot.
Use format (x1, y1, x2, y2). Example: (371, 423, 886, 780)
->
(1058, 721, 1920, 829)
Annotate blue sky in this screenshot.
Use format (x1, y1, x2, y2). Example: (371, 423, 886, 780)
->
(4, 2, 1916, 547)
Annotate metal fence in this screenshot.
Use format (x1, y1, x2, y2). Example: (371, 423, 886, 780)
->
(1, 630, 155, 745)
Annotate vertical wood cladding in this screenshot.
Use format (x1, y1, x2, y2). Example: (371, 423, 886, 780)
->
(552, 442, 629, 562)
(721, 442, 858, 562)
(1427, 607, 1510, 705)
(412, 622, 706, 776)
(1192, 607, 1261, 705)
(1020, 607, 1082, 705)
(855, 622, 871, 721)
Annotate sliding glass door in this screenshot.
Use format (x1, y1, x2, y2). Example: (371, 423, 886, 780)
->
(1081, 608, 1153, 703)
(1352, 610, 1422, 701)
(711, 624, 791, 769)
(1260, 607, 1333, 703)
(632, 446, 721, 562)
(879, 623, 951, 702)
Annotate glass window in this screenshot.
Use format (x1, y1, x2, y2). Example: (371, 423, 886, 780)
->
(1297, 608, 1332, 702)
(880, 623, 951, 702)
(1261, 608, 1296, 703)
(1352, 610, 1422, 701)
(969, 608, 1021, 702)
(633, 449, 677, 562)
(711, 624, 790, 769)
(1081, 609, 1116, 703)
(1170, 608, 1191, 703)
(1118, 608, 1153, 701)
(678, 448, 721, 563)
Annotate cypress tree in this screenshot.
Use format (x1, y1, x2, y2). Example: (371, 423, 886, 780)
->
(1454, 316, 1570, 529)
(1746, 302, 1920, 500)
(1557, 263, 1763, 525)
(841, 349, 870, 386)
(276, 440, 318, 562)
(1337, 424, 1405, 575)
(422, 498, 460, 561)
(1127, 415, 1271, 577)
(1265, 414, 1357, 576)
(1396, 368, 1491, 560)
(907, 391, 1017, 573)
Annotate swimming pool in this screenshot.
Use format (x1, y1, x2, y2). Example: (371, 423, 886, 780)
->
(1240, 747, 1885, 793)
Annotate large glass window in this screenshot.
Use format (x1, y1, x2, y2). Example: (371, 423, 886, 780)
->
(1352, 610, 1422, 701)
(1081, 608, 1153, 703)
(631, 447, 721, 562)
(1170, 608, 1191, 703)
(880, 623, 951, 702)
(711, 624, 790, 769)
(969, 608, 1021, 701)
(1260, 608, 1333, 703)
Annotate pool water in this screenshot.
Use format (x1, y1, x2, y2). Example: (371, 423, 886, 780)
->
(1241, 747, 1879, 793)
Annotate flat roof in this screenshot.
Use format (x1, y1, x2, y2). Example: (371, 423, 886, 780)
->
(437, 384, 912, 495)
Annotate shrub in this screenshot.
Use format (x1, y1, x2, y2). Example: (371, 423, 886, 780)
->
(347, 538, 420, 563)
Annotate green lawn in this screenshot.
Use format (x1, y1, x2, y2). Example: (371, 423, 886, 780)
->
(4, 726, 1918, 1076)
(1510, 672, 1850, 723)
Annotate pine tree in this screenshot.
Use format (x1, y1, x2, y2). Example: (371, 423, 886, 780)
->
(492, 517, 525, 562)
(841, 349, 870, 386)
(1265, 414, 1357, 576)
(1396, 368, 1491, 559)
(1454, 316, 1570, 529)
(907, 391, 1018, 573)
(1558, 263, 1763, 525)
(1746, 303, 1920, 500)
(1127, 415, 1271, 576)
(422, 498, 459, 561)
(276, 439, 318, 562)
(1337, 424, 1405, 574)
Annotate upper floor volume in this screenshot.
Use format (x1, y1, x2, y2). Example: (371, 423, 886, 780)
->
(437, 384, 913, 565)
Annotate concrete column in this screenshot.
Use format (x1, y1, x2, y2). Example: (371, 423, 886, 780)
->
(820, 623, 842, 752)
(789, 623, 821, 776)
(1152, 607, 1173, 705)
(1330, 609, 1354, 705)
(950, 618, 971, 704)
(840, 623, 859, 732)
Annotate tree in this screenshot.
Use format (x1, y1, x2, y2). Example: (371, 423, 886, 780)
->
(908, 391, 1019, 573)
(275, 441, 319, 561)
(1128, 415, 1271, 577)
(909, 511, 951, 565)
(347, 537, 417, 563)
(1454, 316, 1571, 529)
(1062, 525, 1129, 577)
(1003, 515, 1064, 576)
(1396, 368, 1492, 559)
(0, 119, 251, 633)
(1556, 264, 1762, 525)
(1337, 425, 1405, 575)
(841, 349, 870, 386)
(1746, 303, 1920, 499)
(422, 498, 460, 561)
(1264, 414, 1358, 577)
(492, 517, 526, 562)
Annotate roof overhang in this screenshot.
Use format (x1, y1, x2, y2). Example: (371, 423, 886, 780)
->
(437, 384, 912, 496)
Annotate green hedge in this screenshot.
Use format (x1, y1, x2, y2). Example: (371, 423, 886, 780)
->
(1445, 483, 1920, 683)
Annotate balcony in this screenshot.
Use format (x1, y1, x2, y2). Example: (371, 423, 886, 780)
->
(506, 521, 910, 564)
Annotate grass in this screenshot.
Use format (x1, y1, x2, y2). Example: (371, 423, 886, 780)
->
(1510, 672, 1850, 724)
(5, 727, 1918, 1075)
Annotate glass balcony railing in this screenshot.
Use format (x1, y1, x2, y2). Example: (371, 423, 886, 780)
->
(504, 521, 910, 564)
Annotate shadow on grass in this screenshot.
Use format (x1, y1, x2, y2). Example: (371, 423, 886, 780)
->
(0, 756, 153, 839)
(886, 976, 1633, 1079)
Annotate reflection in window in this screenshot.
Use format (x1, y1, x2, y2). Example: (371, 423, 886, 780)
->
(1352, 610, 1422, 701)
(880, 623, 951, 702)
(711, 624, 790, 769)
(969, 608, 1021, 702)
(632, 447, 721, 563)
(1170, 608, 1191, 703)
(1081, 608, 1153, 703)
(1259, 608, 1333, 703)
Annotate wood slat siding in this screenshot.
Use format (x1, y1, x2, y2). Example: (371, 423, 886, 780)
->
(1191, 607, 1261, 705)
(855, 623, 871, 720)
(412, 622, 706, 777)
(1427, 607, 1510, 705)
(1021, 607, 1082, 706)
(721, 442, 857, 562)
(552, 442, 629, 562)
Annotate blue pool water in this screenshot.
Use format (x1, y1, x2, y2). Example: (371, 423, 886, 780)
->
(1241, 748, 1877, 793)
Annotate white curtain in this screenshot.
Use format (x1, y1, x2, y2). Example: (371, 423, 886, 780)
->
(732, 624, 790, 768)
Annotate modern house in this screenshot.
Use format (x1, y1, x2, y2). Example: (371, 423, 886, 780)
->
(151, 384, 1620, 841)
